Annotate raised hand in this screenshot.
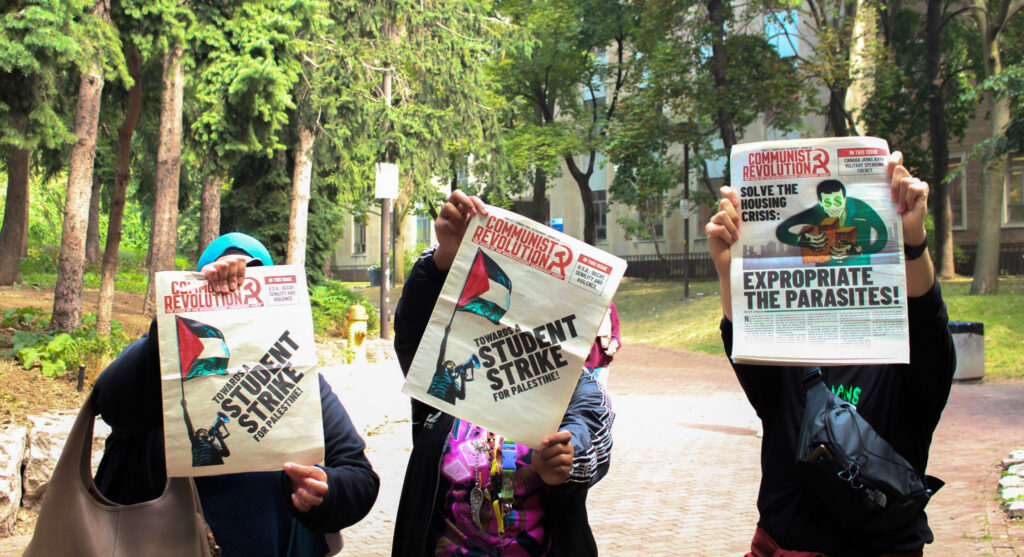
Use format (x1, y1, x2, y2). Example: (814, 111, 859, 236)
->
(433, 190, 488, 271)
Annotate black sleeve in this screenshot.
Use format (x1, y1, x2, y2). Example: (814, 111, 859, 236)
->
(720, 317, 783, 421)
(394, 247, 447, 377)
(901, 280, 955, 426)
(393, 247, 449, 440)
(93, 318, 163, 433)
(288, 374, 380, 532)
(93, 318, 167, 504)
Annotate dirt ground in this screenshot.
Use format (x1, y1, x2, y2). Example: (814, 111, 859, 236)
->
(0, 286, 151, 425)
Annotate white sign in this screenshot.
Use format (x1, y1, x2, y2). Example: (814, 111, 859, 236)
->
(375, 162, 399, 199)
(402, 207, 626, 448)
(156, 266, 324, 477)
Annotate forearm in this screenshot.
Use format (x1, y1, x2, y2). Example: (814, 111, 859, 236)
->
(904, 247, 935, 298)
(717, 263, 732, 322)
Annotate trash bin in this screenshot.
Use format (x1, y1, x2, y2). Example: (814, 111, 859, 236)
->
(948, 321, 984, 381)
(368, 267, 381, 287)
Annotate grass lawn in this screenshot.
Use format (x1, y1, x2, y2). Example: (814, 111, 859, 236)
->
(616, 276, 1024, 381)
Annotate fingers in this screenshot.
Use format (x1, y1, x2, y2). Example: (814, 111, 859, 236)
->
(886, 151, 904, 178)
(541, 430, 573, 447)
(284, 463, 328, 512)
(200, 255, 248, 293)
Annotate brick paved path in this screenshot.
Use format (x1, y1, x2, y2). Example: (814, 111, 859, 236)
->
(2, 344, 1022, 556)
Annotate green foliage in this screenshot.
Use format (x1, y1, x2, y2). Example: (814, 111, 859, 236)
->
(2, 309, 130, 378)
(404, 242, 431, 279)
(860, 6, 980, 178)
(309, 281, 378, 337)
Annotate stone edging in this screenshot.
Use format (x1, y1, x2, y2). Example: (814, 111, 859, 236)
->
(1000, 448, 1024, 519)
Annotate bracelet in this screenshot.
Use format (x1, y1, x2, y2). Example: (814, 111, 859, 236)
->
(904, 237, 928, 261)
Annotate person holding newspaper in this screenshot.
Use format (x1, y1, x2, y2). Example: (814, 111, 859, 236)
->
(391, 190, 615, 557)
(93, 233, 380, 557)
(706, 153, 954, 556)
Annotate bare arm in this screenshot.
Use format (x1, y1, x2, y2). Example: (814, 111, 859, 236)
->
(887, 151, 934, 297)
(705, 186, 742, 321)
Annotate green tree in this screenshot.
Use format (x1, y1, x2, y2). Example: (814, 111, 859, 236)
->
(968, 0, 1024, 293)
(0, 0, 92, 285)
(860, 2, 979, 279)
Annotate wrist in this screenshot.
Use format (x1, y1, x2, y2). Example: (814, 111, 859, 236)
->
(903, 226, 926, 247)
(904, 236, 928, 261)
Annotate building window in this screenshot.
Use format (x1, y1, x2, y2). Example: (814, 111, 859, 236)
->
(1006, 152, 1024, 225)
(765, 10, 799, 58)
(593, 190, 607, 242)
(353, 221, 366, 255)
(639, 199, 664, 240)
(948, 154, 967, 230)
(416, 214, 432, 245)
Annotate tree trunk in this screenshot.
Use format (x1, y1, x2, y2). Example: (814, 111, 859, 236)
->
(52, 40, 106, 332)
(708, 0, 738, 152)
(0, 148, 30, 285)
(392, 180, 413, 285)
(199, 174, 221, 255)
(286, 123, 315, 267)
(85, 176, 102, 266)
(926, 0, 955, 279)
(971, 30, 1008, 294)
(144, 45, 186, 315)
(826, 87, 850, 137)
(97, 46, 142, 337)
(531, 167, 548, 224)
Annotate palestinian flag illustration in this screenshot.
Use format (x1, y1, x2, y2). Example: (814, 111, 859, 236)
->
(176, 316, 230, 381)
(455, 249, 512, 325)
(428, 250, 511, 405)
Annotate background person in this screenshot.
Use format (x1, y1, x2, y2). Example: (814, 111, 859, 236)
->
(93, 232, 380, 557)
(706, 153, 954, 556)
(391, 191, 614, 557)
(583, 300, 619, 387)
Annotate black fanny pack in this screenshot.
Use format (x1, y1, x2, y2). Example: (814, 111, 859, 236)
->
(796, 368, 943, 532)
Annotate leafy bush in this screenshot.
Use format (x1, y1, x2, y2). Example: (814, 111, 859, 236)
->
(2, 309, 131, 378)
(404, 241, 431, 279)
(309, 281, 379, 337)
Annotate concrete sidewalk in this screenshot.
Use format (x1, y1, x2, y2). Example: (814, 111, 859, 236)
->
(3, 344, 1022, 555)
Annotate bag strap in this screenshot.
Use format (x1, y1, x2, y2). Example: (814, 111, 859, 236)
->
(801, 367, 824, 390)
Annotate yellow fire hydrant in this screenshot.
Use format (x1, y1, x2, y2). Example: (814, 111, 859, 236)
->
(346, 304, 369, 364)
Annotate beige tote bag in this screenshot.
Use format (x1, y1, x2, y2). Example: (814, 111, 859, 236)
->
(24, 390, 217, 557)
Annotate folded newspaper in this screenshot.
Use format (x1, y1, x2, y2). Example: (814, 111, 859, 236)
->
(729, 137, 909, 365)
(403, 206, 626, 449)
(156, 265, 325, 477)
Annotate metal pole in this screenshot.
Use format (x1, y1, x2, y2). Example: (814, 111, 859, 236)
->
(683, 144, 690, 300)
(380, 67, 392, 341)
(77, 364, 85, 392)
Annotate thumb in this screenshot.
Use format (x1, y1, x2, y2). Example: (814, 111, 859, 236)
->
(543, 430, 572, 446)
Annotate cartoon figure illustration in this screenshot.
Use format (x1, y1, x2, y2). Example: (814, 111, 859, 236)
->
(182, 402, 232, 466)
(175, 316, 232, 467)
(775, 179, 888, 265)
(428, 249, 511, 405)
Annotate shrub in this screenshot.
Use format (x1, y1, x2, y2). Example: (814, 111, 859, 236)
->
(309, 281, 379, 337)
(2, 309, 131, 378)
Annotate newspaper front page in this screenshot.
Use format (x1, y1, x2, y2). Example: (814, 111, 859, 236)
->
(156, 265, 325, 477)
(403, 206, 626, 449)
(729, 137, 909, 365)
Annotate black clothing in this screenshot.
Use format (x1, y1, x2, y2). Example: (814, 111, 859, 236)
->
(391, 249, 614, 557)
(721, 280, 955, 556)
(93, 318, 380, 557)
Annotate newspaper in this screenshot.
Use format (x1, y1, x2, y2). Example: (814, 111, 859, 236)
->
(402, 206, 626, 449)
(728, 137, 909, 365)
(156, 265, 325, 477)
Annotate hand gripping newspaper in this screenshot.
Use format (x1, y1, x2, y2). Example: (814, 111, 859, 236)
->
(156, 265, 325, 477)
(728, 136, 909, 365)
(402, 206, 626, 449)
